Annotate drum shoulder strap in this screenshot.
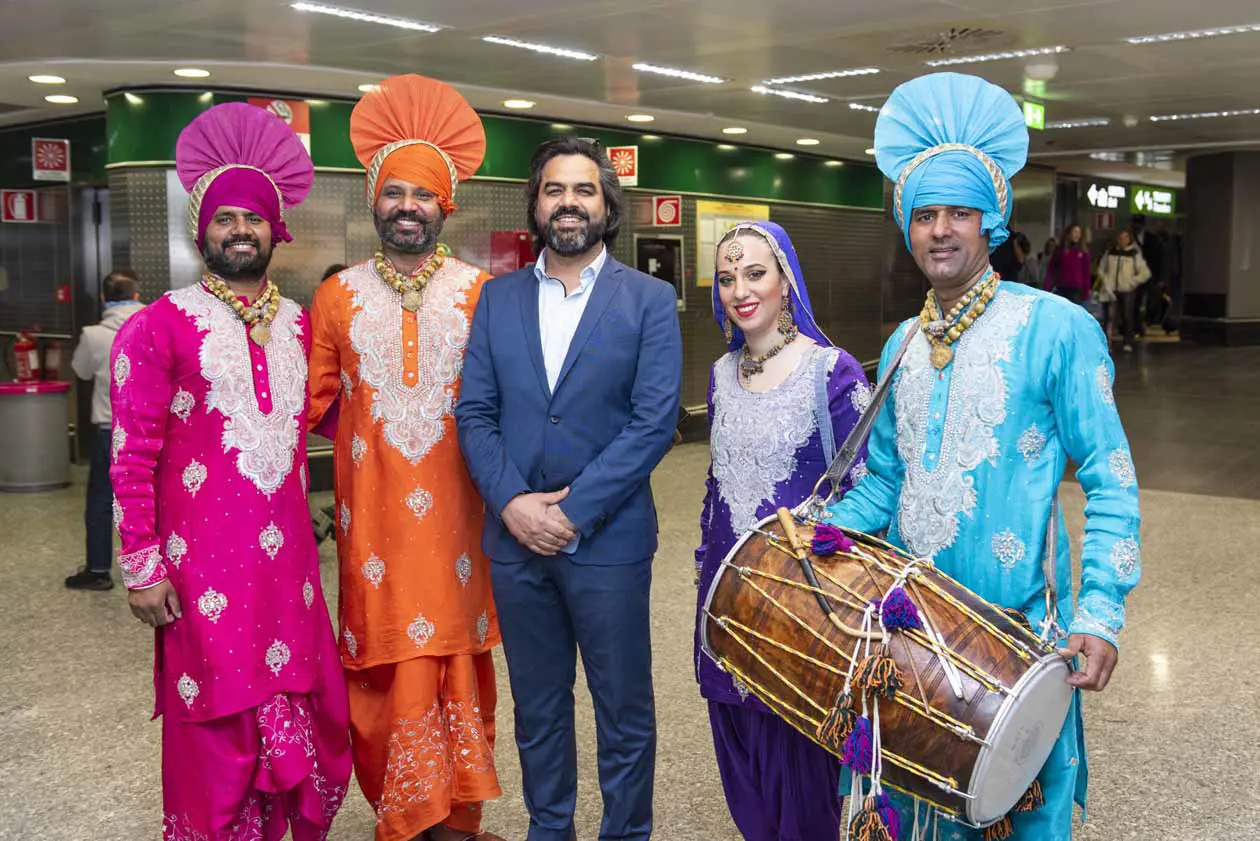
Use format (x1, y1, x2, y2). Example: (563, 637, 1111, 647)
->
(813, 349, 837, 466)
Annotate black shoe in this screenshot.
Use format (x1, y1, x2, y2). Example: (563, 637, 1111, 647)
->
(65, 568, 115, 591)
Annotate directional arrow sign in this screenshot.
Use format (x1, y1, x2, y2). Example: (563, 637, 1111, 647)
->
(1087, 184, 1101, 206)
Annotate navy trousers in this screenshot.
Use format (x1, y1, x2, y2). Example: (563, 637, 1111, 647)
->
(491, 555, 655, 841)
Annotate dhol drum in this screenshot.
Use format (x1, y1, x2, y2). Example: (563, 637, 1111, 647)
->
(700, 508, 1072, 830)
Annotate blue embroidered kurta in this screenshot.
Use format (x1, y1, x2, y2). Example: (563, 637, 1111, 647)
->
(827, 282, 1141, 839)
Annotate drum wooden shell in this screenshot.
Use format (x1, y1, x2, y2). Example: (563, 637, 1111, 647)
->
(700, 514, 1071, 826)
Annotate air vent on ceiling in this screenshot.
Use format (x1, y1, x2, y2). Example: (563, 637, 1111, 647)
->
(889, 27, 1006, 56)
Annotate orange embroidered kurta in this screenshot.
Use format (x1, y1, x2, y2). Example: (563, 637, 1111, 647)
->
(308, 257, 501, 668)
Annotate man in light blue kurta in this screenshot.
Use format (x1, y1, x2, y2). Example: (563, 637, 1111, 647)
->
(828, 73, 1141, 840)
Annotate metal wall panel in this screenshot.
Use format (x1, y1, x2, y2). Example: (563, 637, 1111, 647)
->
(108, 169, 171, 303)
(0, 186, 75, 336)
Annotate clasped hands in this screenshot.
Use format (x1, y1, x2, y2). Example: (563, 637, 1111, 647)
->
(502, 487, 578, 556)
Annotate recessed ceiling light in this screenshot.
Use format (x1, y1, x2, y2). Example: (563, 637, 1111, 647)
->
(722, 127, 748, 135)
(45, 94, 79, 105)
(763, 67, 879, 85)
(750, 85, 828, 104)
(482, 35, 598, 61)
(641, 134, 661, 140)
(848, 102, 881, 113)
(924, 45, 1069, 67)
(173, 68, 211, 78)
(124, 92, 144, 105)
(774, 152, 795, 160)
(357, 83, 380, 93)
(28, 75, 65, 85)
(626, 114, 655, 123)
(824, 160, 844, 167)
(796, 138, 821, 146)
(864, 148, 876, 155)
(717, 143, 737, 150)
(290, 1, 442, 32)
(1150, 108, 1260, 122)
(1126, 23, 1260, 44)
(1045, 118, 1112, 129)
(551, 123, 573, 130)
(502, 99, 535, 109)
(632, 62, 726, 84)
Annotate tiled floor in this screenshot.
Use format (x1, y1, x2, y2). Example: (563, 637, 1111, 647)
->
(3, 340, 1258, 840)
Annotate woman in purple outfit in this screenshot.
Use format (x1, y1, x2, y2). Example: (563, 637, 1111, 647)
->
(1046, 222, 1093, 304)
(694, 221, 870, 841)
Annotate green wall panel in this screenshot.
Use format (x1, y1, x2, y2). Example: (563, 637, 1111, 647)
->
(103, 89, 884, 210)
(0, 116, 108, 186)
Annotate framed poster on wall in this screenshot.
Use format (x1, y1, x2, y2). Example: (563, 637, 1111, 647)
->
(695, 199, 769, 287)
(635, 234, 686, 311)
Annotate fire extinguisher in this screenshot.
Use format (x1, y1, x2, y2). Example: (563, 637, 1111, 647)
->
(13, 331, 41, 382)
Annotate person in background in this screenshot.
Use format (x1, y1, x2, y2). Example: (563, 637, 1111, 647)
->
(1034, 237, 1057, 287)
(1046, 223, 1092, 304)
(65, 269, 145, 591)
(1130, 214, 1162, 331)
(311, 261, 349, 545)
(990, 230, 1032, 285)
(1099, 229, 1151, 353)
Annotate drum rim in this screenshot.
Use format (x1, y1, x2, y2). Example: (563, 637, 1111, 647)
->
(699, 512, 781, 666)
(963, 651, 1073, 827)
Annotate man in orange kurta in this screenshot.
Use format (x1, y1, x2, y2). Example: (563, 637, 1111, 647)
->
(307, 74, 504, 841)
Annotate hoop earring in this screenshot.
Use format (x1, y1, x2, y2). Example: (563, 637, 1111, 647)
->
(723, 320, 734, 344)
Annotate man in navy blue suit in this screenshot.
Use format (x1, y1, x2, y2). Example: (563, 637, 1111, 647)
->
(456, 138, 682, 841)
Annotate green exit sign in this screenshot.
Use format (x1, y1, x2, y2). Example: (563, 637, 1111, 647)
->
(1024, 100, 1046, 130)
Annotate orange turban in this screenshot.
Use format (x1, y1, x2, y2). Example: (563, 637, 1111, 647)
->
(350, 75, 486, 215)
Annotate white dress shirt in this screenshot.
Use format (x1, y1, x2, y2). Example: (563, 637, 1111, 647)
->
(535, 246, 608, 393)
(532, 246, 607, 554)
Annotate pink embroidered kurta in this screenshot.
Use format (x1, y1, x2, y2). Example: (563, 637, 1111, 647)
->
(110, 283, 338, 724)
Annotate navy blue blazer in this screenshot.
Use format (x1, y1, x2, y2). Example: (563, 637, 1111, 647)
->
(455, 255, 683, 565)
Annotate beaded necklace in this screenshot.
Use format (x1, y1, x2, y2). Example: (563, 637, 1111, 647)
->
(203, 274, 280, 346)
(374, 244, 450, 312)
(739, 321, 799, 378)
(918, 269, 1000, 369)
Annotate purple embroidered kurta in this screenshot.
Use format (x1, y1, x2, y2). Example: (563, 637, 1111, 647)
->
(694, 343, 871, 708)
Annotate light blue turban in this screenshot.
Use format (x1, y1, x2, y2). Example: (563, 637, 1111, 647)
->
(874, 72, 1029, 252)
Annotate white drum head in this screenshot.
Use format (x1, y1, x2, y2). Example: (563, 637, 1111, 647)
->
(967, 654, 1073, 826)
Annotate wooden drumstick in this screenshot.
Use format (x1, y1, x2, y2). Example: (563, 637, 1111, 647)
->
(776, 508, 878, 641)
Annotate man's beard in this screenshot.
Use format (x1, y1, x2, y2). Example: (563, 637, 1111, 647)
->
(540, 206, 606, 257)
(375, 209, 443, 255)
(203, 235, 272, 280)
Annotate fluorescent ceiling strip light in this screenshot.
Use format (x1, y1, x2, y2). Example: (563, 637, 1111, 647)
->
(482, 35, 599, 61)
(632, 62, 725, 84)
(750, 85, 828, 104)
(762, 67, 879, 85)
(1150, 108, 1260, 122)
(925, 45, 1069, 67)
(1126, 23, 1260, 44)
(848, 102, 881, 113)
(1045, 118, 1111, 129)
(290, 2, 442, 31)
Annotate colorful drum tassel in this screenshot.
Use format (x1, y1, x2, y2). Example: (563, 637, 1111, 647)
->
(878, 586, 923, 632)
(1014, 779, 1045, 812)
(816, 692, 857, 751)
(848, 795, 897, 841)
(982, 816, 1014, 840)
(841, 714, 874, 775)
(811, 523, 855, 556)
(874, 792, 902, 839)
(854, 647, 904, 699)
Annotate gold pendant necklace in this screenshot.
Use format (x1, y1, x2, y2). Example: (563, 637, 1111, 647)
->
(203, 274, 279, 347)
(375, 244, 450, 312)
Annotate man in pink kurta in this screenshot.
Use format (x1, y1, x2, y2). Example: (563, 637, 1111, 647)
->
(109, 102, 351, 839)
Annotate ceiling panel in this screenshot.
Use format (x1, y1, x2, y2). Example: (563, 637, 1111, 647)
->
(2, 0, 1260, 185)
